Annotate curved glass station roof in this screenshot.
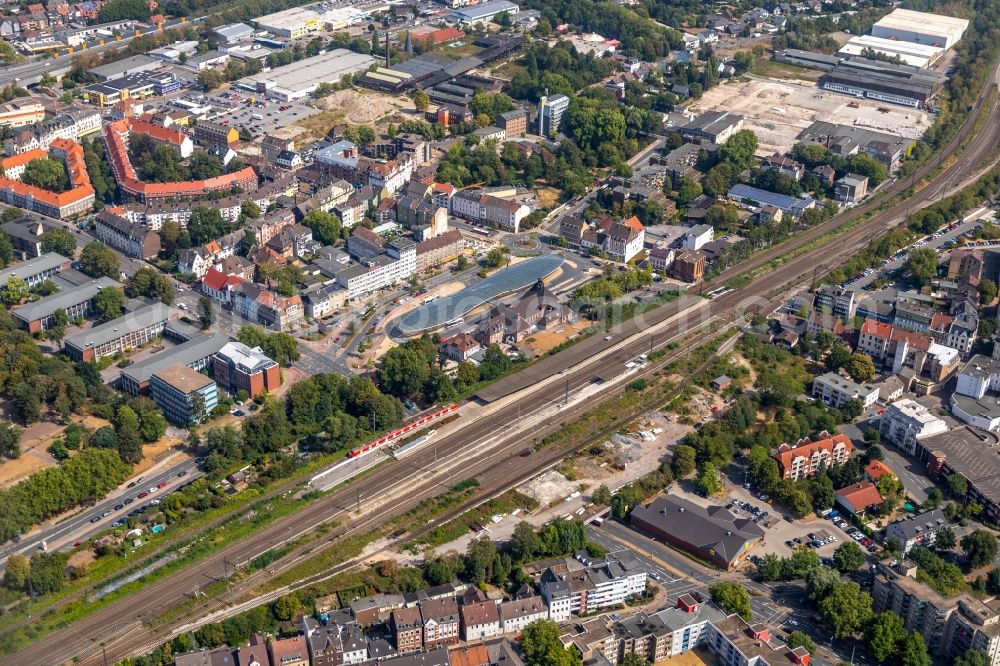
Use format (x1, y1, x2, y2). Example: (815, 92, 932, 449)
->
(398, 254, 564, 335)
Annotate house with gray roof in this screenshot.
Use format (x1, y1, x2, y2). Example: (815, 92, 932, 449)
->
(631, 495, 764, 570)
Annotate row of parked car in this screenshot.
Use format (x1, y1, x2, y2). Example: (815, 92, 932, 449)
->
(727, 499, 770, 524)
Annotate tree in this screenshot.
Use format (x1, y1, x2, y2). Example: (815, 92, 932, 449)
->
(484, 247, 507, 268)
(818, 581, 872, 638)
(695, 463, 723, 496)
(187, 206, 230, 246)
(343, 125, 377, 149)
(114, 405, 143, 464)
(520, 620, 582, 666)
(825, 342, 852, 371)
(672, 445, 697, 478)
(510, 520, 539, 562)
(956, 651, 992, 666)
(979, 279, 998, 305)
(302, 210, 342, 246)
(619, 655, 649, 666)
(935, 526, 956, 551)
(904, 248, 938, 287)
(190, 391, 207, 424)
(4, 553, 28, 591)
(947, 473, 969, 498)
(675, 177, 703, 206)
(197, 69, 224, 91)
(710, 582, 751, 619)
(962, 530, 998, 569)
(786, 631, 816, 655)
(833, 541, 865, 573)
(805, 565, 840, 601)
(126, 267, 173, 305)
(899, 632, 931, 666)
(466, 534, 497, 584)
(589, 484, 613, 506)
(413, 89, 429, 111)
(80, 242, 119, 278)
(718, 129, 759, 171)
(379, 345, 431, 399)
(97, 0, 150, 21)
(1, 276, 29, 306)
(40, 229, 76, 257)
(197, 296, 213, 329)
(94, 286, 125, 322)
(845, 353, 876, 382)
(22, 157, 68, 192)
(755, 553, 783, 581)
(456, 361, 479, 386)
(865, 611, 906, 661)
(272, 594, 301, 621)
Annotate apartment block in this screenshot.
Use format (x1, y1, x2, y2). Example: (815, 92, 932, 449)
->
(419, 597, 460, 649)
(498, 596, 548, 635)
(812, 371, 879, 409)
(95, 209, 161, 259)
(540, 553, 647, 620)
(880, 399, 948, 455)
(770, 432, 853, 481)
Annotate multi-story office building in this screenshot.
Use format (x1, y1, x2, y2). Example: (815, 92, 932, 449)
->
(212, 341, 281, 398)
(149, 364, 218, 425)
(12, 276, 120, 333)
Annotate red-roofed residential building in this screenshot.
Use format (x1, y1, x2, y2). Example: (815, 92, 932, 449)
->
(857, 318, 894, 360)
(835, 481, 883, 516)
(200, 268, 245, 305)
(103, 118, 257, 202)
(865, 460, 896, 483)
(771, 432, 853, 481)
(440, 332, 480, 361)
(0, 138, 94, 218)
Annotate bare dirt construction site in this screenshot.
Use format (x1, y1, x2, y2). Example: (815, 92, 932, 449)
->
(692, 76, 934, 155)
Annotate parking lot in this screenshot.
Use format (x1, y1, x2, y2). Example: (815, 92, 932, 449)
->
(205, 89, 321, 139)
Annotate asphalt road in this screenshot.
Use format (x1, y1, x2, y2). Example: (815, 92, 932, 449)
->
(8, 37, 1000, 666)
(0, 458, 202, 567)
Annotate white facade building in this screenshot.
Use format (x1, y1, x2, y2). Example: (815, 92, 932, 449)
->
(812, 372, 879, 409)
(880, 399, 949, 455)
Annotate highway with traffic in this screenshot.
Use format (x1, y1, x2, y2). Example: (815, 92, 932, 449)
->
(6, 36, 1000, 666)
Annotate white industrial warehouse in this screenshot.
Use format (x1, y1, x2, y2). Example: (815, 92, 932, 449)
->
(837, 35, 944, 69)
(254, 4, 369, 37)
(237, 49, 379, 101)
(871, 8, 969, 50)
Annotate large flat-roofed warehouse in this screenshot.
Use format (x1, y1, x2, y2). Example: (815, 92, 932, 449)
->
(238, 49, 379, 101)
(254, 6, 324, 38)
(836, 35, 944, 69)
(822, 57, 946, 108)
(871, 8, 969, 50)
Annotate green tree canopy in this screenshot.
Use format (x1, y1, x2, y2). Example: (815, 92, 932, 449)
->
(80, 242, 119, 278)
(520, 620, 582, 666)
(22, 157, 68, 192)
(904, 248, 939, 287)
(710, 581, 751, 619)
(40, 229, 76, 257)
